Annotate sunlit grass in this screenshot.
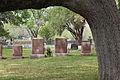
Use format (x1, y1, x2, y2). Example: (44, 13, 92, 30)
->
(0, 48, 98, 80)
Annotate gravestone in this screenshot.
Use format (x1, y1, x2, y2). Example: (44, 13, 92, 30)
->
(54, 38, 68, 56)
(12, 46, 24, 59)
(0, 46, 6, 59)
(71, 43, 78, 50)
(80, 41, 92, 56)
(30, 38, 45, 58)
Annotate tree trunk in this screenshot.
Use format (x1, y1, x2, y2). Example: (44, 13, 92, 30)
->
(0, 0, 120, 80)
(98, 19, 120, 80)
(75, 24, 84, 45)
(90, 14, 120, 80)
(86, 2, 120, 80)
(66, 19, 85, 45)
(66, 25, 84, 45)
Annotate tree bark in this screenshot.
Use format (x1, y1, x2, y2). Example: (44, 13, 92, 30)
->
(88, 11, 120, 80)
(91, 15, 120, 80)
(0, 0, 120, 80)
(0, 0, 64, 12)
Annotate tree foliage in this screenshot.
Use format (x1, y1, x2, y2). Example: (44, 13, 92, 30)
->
(118, 0, 120, 10)
(44, 6, 85, 43)
(25, 9, 46, 38)
(0, 27, 9, 37)
(1, 9, 46, 39)
(0, 12, 12, 37)
(39, 25, 55, 40)
(0, 10, 31, 38)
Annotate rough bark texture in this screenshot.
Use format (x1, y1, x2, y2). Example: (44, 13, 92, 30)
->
(0, 0, 64, 12)
(0, 0, 120, 80)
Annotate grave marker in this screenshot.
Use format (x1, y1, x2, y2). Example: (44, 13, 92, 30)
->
(80, 41, 92, 56)
(30, 38, 45, 58)
(54, 38, 68, 56)
(12, 45, 24, 59)
(0, 46, 6, 59)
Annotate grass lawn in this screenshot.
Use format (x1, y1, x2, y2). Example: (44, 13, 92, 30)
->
(0, 48, 98, 80)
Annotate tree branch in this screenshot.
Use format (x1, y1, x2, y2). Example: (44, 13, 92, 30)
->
(0, 0, 65, 12)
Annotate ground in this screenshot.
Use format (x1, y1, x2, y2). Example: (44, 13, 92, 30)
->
(0, 48, 98, 80)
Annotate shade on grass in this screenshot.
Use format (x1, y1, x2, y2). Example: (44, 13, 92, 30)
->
(0, 48, 98, 80)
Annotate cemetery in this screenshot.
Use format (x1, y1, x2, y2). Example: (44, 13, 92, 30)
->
(0, 37, 97, 80)
(0, 0, 119, 80)
(0, 38, 95, 59)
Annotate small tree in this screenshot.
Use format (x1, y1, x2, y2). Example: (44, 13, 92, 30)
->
(25, 9, 46, 38)
(39, 25, 55, 41)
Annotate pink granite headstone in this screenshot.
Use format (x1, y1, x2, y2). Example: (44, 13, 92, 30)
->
(12, 46, 24, 59)
(0, 46, 2, 57)
(54, 38, 68, 56)
(80, 41, 92, 56)
(30, 38, 45, 58)
(0, 46, 6, 59)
